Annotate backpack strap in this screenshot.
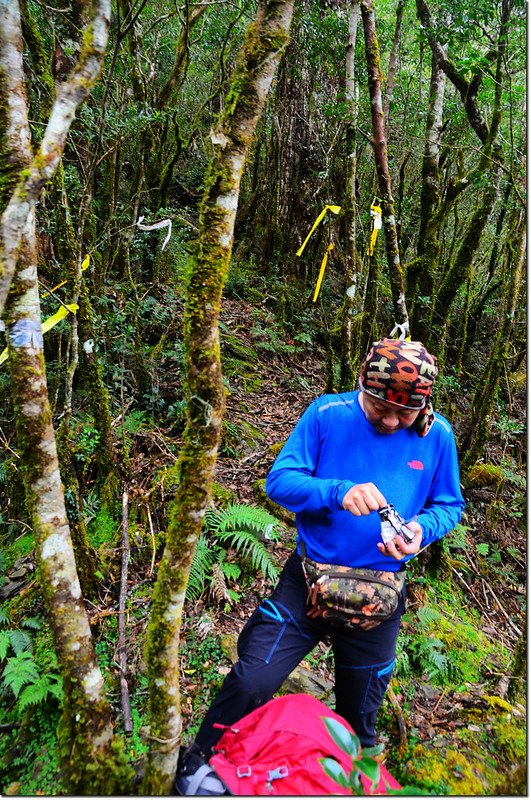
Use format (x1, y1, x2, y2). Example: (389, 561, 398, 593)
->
(181, 763, 225, 795)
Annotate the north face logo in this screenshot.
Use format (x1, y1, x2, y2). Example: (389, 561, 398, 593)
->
(408, 460, 424, 470)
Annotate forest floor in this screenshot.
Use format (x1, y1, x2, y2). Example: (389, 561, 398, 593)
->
(0, 297, 526, 796)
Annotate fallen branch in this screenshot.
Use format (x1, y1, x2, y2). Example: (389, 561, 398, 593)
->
(146, 503, 156, 578)
(387, 683, 407, 755)
(482, 579, 522, 639)
(119, 489, 133, 735)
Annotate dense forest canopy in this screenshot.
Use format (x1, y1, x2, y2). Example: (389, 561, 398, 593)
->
(0, 0, 526, 795)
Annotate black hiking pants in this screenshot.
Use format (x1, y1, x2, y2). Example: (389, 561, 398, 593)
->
(194, 550, 405, 756)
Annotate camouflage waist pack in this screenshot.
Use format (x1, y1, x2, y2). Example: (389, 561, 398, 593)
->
(300, 543, 405, 631)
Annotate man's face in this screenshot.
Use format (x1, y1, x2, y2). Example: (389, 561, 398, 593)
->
(360, 391, 422, 435)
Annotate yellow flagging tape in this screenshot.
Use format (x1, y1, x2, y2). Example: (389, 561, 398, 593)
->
(296, 205, 341, 257)
(312, 244, 334, 303)
(0, 304, 79, 365)
(41, 254, 90, 298)
(367, 204, 382, 256)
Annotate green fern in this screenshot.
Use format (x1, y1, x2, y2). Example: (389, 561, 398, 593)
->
(20, 617, 41, 631)
(8, 628, 32, 655)
(216, 528, 280, 583)
(418, 637, 449, 681)
(0, 630, 10, 661)
(18, 673, 63, 710)
(187, 503, 284, 604)
(205, 503, 282, 542)
(186, 534, 216, 601)
(2, 651, 40, 697)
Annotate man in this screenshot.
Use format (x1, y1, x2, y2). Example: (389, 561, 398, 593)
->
(176, 338, 464, 793)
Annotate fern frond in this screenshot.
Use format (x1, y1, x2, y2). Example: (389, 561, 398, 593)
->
(2, 651, 39, 698)
(206, 503, 283, 542)
(186, 534, 217, 602)
(8, 629, 32, 654)
(417, 606, 441, 626)
(0, 608, 9, 627)
(18, 673, 63, 710)
(218, 529, 280, 583)
(221, 562, 241, 581)
(209, 563, 231, 606)
(20, 617, 41, 631)
(0, 630, 10, 661)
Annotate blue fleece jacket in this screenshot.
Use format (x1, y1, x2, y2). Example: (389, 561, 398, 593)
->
(265, 390, 464, 572)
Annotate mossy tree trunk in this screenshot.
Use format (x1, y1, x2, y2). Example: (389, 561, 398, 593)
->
(142, 1, 295, 794)
(360, 0, 409, 338)
(338, 0, 362, 390)
(382, 0, 405, 129)
(0, 1, 132, 792)
(459, 208, 525, 471)
(407, 51, 446, 340)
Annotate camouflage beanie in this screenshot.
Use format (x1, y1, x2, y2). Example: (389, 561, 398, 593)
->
(359, 338, 438, 437)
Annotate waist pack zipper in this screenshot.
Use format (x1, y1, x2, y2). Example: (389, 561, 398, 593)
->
(315, 572, 401, 593)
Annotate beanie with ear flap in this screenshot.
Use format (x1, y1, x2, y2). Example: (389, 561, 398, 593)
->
(359, 338, 438, 437)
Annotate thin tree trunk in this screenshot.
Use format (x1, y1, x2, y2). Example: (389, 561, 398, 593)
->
(383, 0, 405, 129)
(142, 1, 295, 793)
(460, 209, 525, 470)
(360, 0, 409, 336)
(339, 0, 362, 388)
(407, 51, 446, 337)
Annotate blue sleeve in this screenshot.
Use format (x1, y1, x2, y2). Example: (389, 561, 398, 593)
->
(265, 401, 354, 513)
(413, 426, 465, 551)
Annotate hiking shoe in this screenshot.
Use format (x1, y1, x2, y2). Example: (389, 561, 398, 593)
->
(174, 744, 227, 796)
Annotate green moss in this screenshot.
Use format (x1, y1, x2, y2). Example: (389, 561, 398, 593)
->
(405, 744, 493, 794)
(463, 463, 505, 489)
(253, 478, 295, 526)
(211, 481, 237, 507)
(491, 716, 526, 762)
(87, 508, 118, 550)
(269, 441, 285, 457)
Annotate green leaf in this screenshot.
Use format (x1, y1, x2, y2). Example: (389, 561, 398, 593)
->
(320, 757, 350, 789)
(476, 542, 489, 556)
(357, 756, 381, 787)
(221, 562, 241, 580)
(322, 716, 360, 757)
(361, 743, 385, 758)
(0, 630, 10, 660)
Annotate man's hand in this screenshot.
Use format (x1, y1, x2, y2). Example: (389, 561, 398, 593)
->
(377, 520, 423, 561)
(342, 483, 387, 516)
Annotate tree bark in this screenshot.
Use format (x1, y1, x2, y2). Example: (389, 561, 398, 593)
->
(142, 1, 296, 794)
(360, 0, 409, 337)
(407, 51, 446, 337)
(339, 0, 362, 389)
(383, 0, 405, 129)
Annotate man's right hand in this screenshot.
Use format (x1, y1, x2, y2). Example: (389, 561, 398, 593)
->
(342, 483, 387, 516)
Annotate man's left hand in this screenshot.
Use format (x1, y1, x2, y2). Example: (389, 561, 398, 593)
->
(376, 520, 422, 560)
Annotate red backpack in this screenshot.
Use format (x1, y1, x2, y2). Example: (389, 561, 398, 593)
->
(209, 694, 401, 795)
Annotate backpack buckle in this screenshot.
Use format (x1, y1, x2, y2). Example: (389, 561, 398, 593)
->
(236, 765, 252, 778)
(268, 766, 289, 781)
